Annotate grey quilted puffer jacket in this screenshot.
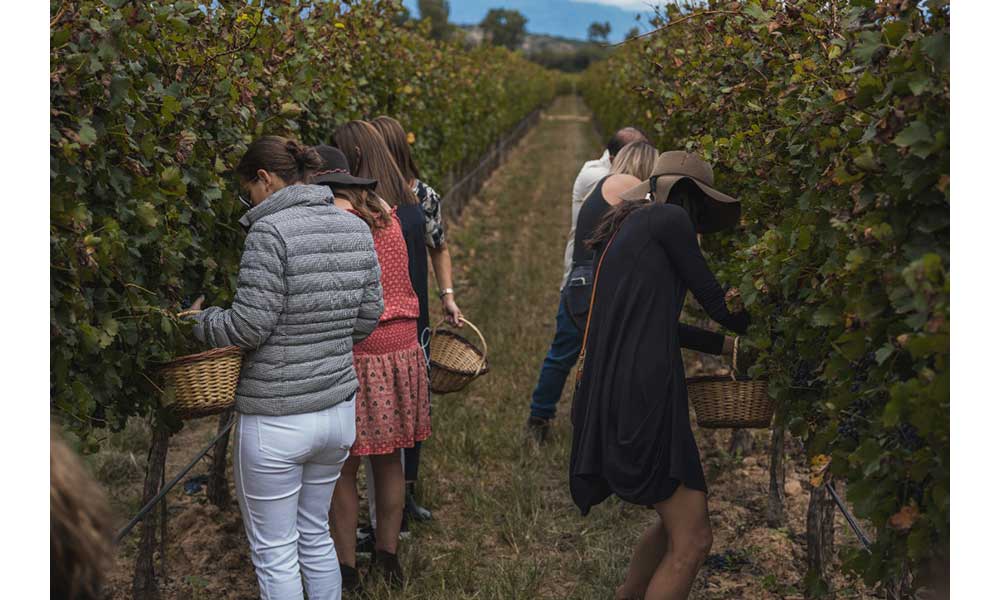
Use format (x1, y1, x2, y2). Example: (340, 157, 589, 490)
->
(193, 184, 383, 416)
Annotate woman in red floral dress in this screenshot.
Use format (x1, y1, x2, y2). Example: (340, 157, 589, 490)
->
(312, 138, 430, 589)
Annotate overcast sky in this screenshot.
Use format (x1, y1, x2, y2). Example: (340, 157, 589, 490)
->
(401, 0, 665, 42)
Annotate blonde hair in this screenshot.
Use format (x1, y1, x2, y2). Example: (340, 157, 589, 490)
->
(610, 141, 657, 180)
(51, 425, 113, 600)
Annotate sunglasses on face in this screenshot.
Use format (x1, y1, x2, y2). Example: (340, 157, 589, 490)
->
(238, 175, 258, 210)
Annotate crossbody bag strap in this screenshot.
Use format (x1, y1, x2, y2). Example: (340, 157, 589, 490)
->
(577, 227, 620, 370)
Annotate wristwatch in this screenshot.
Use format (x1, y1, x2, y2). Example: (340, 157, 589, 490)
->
(438, 288, 454, 299)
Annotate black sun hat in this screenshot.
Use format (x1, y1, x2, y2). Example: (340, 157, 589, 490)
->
(311, 145, 378, 189)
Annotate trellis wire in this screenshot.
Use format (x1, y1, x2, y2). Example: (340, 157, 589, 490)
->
(825, 481, 872, 552)
(440, 108, 542, 219)
(115, 415, 236, 544)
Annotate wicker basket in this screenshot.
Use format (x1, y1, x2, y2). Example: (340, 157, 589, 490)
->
(687, 337, 774, 429)
(160, 345, 243, 419)
(687, 376, 773, 428)
(428, 317, 489, 394)
(157, 310, 243, 419)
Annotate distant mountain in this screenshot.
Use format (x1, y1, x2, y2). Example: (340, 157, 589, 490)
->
(402, 0, 657, 43)
(455, 25, 611, 73)
(457, 24, 593, 55)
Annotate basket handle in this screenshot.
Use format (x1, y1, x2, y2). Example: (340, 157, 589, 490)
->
(730, 336, 740, 381)
(432, 317, 488, 374)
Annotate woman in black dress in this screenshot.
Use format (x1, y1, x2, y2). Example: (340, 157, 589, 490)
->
(569, 152, 749, 600)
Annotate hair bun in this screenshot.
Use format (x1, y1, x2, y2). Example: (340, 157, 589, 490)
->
(286, 139, 323, 173)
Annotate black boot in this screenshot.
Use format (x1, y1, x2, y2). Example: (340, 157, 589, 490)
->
(373, 549, 404, 588)
(340, 562, 361, 593)
(404, 482, 433, 522)
(526, 416, 551, 444)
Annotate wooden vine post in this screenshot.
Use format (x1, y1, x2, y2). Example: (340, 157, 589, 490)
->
(132, 421, 170, 600)
(207, 408, 235, 508)
(805, 478, 836, 596)
(766, 417, 787, 527)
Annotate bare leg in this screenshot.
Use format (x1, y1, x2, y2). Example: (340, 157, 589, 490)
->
(330, 454, 361, 568)
(644, 485, 713, 600)
(616, 520, 671, 599)
(370, 450, 405, 554)
(364, 456, 377, 529)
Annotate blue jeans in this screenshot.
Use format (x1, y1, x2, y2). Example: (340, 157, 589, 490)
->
(529, 293, 584, 420)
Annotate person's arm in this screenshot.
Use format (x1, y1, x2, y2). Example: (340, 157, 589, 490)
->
(429, 244, 462, 327)
(421, 182, 463, 327)
(354, 259, 383, 343)
(562, 237, 575, 290)
(193, 222, 287, 349)
(649, 204, 749, 334)
(678, 323, 726, 354)
(351, 227, 383, 342)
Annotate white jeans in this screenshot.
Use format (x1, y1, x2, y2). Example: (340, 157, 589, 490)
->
(234, 399, 356, 600)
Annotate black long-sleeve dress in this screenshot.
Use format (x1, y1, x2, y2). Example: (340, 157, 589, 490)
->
(569, 203, 749, 515)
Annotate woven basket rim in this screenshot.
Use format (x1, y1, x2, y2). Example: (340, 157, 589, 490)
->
(429, 330, 488, 376)
(697, 418, 774, 428)
(429, 355, 490, 376)
(429, 360, 491, 377)
(160, 345, 242, 370)
(685, 374, 766, 384)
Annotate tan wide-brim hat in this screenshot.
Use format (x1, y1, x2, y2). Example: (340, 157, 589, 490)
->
(620, 151, 740, 233)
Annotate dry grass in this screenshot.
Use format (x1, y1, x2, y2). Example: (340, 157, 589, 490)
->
(101, 96, 873, 599)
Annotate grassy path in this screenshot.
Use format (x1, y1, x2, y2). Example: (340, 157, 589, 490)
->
(106, 95, 867, 599)
(399, 94, 615, 598)
(398, 95, 858, 600)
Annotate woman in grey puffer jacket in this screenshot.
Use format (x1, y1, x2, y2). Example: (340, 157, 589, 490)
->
(188, 136, 383, 600)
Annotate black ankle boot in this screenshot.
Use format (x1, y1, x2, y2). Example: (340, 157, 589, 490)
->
(373, 549, 404, 588)
(404, 482, 433, 522)
(526, 416, 551, 444)
(340, 562, 361, 593)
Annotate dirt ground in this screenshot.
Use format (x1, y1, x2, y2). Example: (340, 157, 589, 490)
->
(102, 96, 872, 599)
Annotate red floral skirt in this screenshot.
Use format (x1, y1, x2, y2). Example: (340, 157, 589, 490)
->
(351, 320, 431, 456)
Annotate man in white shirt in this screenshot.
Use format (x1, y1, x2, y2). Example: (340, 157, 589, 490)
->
(528, 127, 649, 443)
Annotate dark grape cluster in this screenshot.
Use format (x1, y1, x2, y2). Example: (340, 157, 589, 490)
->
(836, 415, 863, 444)
(791, 359, 822, 389)
(885, 422, 923, 451)
(837, 396, 875, 444)
(854, 351, 877, 374)
(850, 396, 874, 412)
